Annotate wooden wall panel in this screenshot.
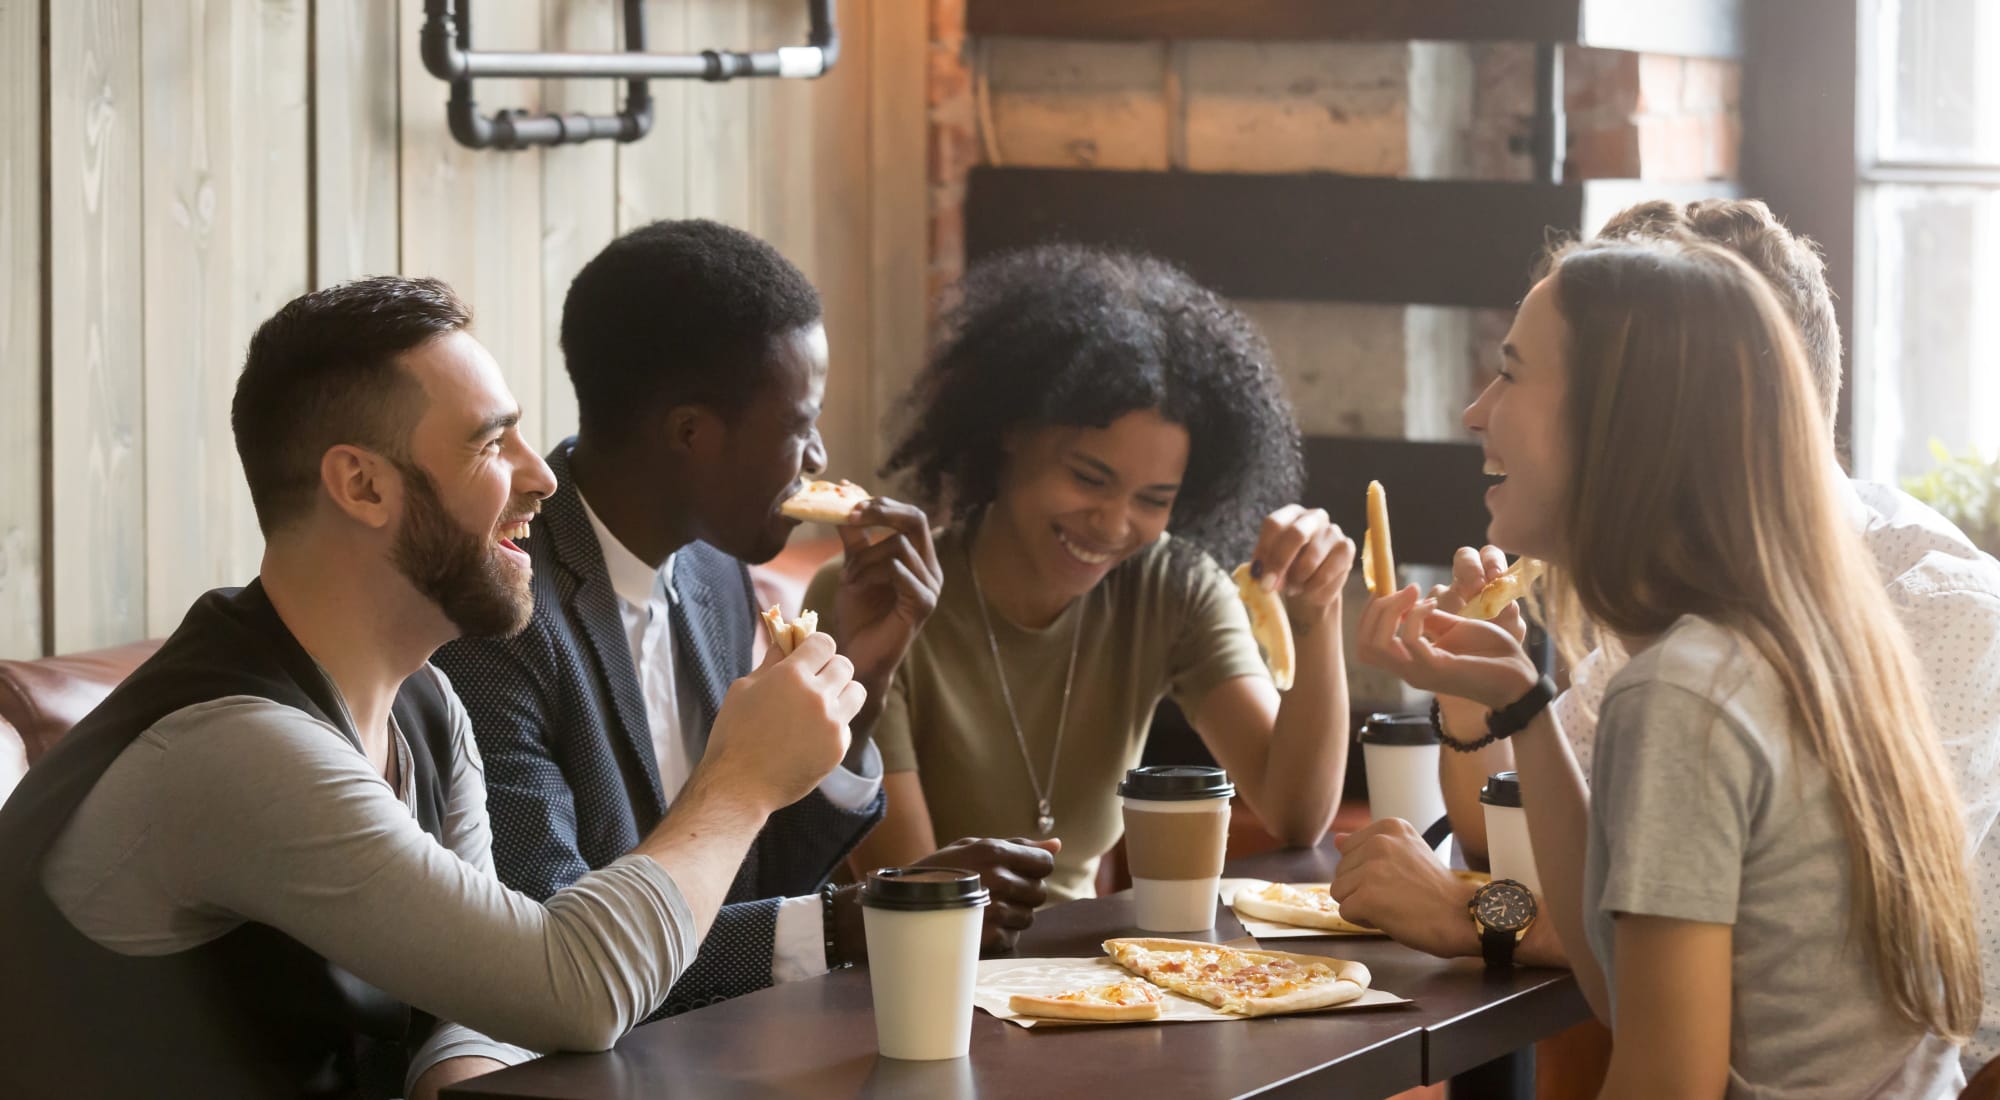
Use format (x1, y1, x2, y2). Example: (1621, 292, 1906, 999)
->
(0, 0, 44, 658)
(684, 0, 757, 226)
(8, 0, 929, 654)
(397, 0, 548, 443)
(49, 0, 146, 652)
(538, 0, 620, 447)
(141, 0, 307, 634)
(869, 0, 938, 474)
(614, 1, 691, 231)
(313, 0, 400, 286)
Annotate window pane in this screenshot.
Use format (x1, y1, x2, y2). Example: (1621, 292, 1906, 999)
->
(1871, 0, 2000, 164)
(1854, 183, 2000, 480)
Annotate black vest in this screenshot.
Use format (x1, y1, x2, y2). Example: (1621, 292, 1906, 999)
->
(0, 582, 456, 1099)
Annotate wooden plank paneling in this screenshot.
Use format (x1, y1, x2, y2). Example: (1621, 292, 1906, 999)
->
(965, 167, 1583, 308)
(49, 0, 146, 651)
(614, 0, 691, 231)
(538, 0, 619, 446)
(0, 0, 45, 657)
(142, 0, 307, 633)
(1301, 436, 1489, 569)
(313, 0, 401, 285)
(398, 0, 548, 443)
(684, 0, 756, 226)
(868, 0, 932, 474)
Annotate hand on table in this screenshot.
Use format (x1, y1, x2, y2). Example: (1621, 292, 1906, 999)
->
(1327, 819, 1480, 960)
(836, 837, 1062, 962)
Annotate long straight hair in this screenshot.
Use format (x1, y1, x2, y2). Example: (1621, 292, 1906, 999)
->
(1544, 237, 1980, 1040)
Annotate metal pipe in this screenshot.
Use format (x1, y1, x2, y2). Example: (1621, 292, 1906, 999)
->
(423, 0, 838, 83)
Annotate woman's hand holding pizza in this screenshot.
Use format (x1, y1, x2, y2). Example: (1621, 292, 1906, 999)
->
(1356, 584, 1538, 713)
(1426, 545, 1527, 733)
(1248, 505, 1355, 635)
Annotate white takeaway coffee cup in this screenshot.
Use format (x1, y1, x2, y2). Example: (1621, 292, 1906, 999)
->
(860, 867, 989, 1060)
(1358, 713, 1449, 841)
(1480, 770, 1542, 896)
(1119, 765, 1234, 932)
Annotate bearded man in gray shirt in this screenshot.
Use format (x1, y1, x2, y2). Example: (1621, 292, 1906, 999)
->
(0, 276, 864, 1099)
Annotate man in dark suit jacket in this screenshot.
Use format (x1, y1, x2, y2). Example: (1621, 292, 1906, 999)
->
(436, 221, 1057, 1028)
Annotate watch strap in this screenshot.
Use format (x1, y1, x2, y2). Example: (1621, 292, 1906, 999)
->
(1479, 922, 1519, 968)
(1484, 675, 1557, 743)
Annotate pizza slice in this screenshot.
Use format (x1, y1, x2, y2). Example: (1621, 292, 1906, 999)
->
(1460, 557, 1544, 621)
(1231, 563, 1295, 692)
(1231, 882, 1375, 934)
(1102, 937, 1370, 1017)
(1007, 978, 1164, 1022)
(779, 478, 873, 525)
(760, 605, 819, 656)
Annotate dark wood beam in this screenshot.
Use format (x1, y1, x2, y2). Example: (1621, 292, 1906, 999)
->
(1301, 437, 1491, 570)
(968, 0, 1742, 58)
(1741, 0, 1858, 462)
(968, 168, 1736, 309)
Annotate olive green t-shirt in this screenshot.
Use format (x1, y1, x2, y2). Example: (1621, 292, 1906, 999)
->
(804, 529, 1269, 902)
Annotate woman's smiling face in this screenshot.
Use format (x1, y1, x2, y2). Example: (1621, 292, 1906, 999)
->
(988, 408, 1190, 599)
(1464, 275, 1573, 565)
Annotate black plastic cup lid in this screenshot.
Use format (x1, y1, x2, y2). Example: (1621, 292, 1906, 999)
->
(1480, 770, 1523, 808)
(1357, 712, 1439, 747)
(1118, 764, 1234, 801)
(859, 867, 990, 911)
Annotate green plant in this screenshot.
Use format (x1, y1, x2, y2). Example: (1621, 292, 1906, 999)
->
(1903, 439, 2000, 557)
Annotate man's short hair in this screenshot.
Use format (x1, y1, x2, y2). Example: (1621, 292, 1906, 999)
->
(559, 219, 823, 442)
(1598, 198, 1842, 423)
(232, 276, 470, 534)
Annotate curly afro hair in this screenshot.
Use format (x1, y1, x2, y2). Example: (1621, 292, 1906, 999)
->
(884, 245, 1302, 565)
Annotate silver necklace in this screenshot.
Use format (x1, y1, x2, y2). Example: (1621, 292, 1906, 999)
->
(968, 538, 1083, 837)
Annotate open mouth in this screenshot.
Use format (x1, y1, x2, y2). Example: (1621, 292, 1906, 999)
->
(495, 517, 534, 560)
(1054, 526, 1118, 567)
(1482, 456, 1509, 487)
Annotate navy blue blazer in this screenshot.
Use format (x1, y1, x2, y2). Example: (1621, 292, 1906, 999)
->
(434, 438, 882, 1016)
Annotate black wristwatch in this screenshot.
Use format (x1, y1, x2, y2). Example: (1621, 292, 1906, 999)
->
(1468, 878, 1538, 968)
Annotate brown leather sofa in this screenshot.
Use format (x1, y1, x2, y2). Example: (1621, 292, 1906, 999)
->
(0, 640, 163, 805)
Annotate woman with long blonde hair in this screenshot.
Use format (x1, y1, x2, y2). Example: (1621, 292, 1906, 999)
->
(1358, 235, 1980, 1097)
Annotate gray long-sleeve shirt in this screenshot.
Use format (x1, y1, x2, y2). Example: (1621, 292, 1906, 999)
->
(38, 665, 700, 1093)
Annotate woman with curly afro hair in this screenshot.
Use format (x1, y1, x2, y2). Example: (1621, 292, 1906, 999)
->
(806, 245, 1357, 902)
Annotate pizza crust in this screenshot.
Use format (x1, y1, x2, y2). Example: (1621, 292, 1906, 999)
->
(760, 605, 819, 656)
(1007, 980, 1163, 1022)
(1231, 883, 1375, 934)
(1231, 564, 1296, 692)
(779, 479, 873, 525)
(1102, 937, 1371, 1017)
(1362, 480, 1396, 597)
(1460, 557, 1544, 621)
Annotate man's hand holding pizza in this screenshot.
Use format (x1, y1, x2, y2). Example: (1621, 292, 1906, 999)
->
(827, 497, 943, 742)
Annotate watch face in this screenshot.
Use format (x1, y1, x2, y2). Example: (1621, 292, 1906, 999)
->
(1475, 880, 1536, 933)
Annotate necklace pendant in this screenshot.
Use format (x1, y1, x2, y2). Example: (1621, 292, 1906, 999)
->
(1036, 801, 1055, 836)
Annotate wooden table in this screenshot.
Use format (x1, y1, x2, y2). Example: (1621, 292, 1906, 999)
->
(448, 844, 1588, 1100)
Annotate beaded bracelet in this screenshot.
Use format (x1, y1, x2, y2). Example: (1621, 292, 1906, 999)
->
(1431, 676, 1557, 754)
(821, 882, 851, 970)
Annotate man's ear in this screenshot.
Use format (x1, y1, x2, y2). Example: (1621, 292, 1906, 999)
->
(664, 405, 727, 462)
(319, 445, 398, 530)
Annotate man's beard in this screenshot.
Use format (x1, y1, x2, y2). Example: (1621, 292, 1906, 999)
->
(390, 460, 533, 638)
